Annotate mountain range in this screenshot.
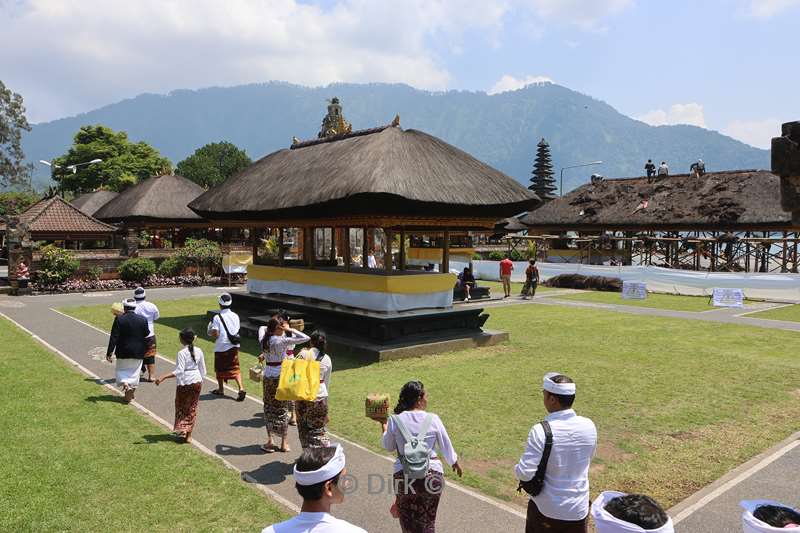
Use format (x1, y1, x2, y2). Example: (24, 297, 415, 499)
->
(22, 81, 769, 193)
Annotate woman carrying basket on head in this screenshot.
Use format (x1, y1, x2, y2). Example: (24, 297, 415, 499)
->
(154, 328, 206, 444)
(295, 331, 332, 448)
(258, 318, 309, 453)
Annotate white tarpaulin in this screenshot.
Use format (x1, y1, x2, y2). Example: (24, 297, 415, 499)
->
(471, 261, 800, 302)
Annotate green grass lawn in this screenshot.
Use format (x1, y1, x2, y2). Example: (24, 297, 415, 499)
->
(61, 297, 800, 510)
(555, 290, 717, 312)
(746, 304, 800, 322)
(0, 316, 289, 532)
(480, 280, 556, 296)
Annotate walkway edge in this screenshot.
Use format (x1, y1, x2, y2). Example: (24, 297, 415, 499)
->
(669, 429, 800, 524)
(0, 311, 300, 514)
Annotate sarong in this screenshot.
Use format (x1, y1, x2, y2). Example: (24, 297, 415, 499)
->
(262, 377, 289, 436)
(296, 397, 330, 448)
(214, 347, 240, 381)
(525, 500, 587, 533)
(143, 336, 157, 366)
(174, 382, 202, 435)
(115, 358, 143, 390)
(394, 470, 444, 533)
(521, 279, 538, 297)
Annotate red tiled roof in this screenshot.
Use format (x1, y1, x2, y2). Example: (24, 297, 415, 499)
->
(12, 196, 116, 236)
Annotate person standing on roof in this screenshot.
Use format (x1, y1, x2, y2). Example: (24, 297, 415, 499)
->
(657, 161, 669, 177)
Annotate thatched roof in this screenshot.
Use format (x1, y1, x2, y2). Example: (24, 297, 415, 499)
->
(189, 125, 538, 223)
(494, 216, 528, 234)
(71, 190, 118, 217)
(520, 170, 794, 231)
(95, 174, 205, 225)
(0, 196, 116, 239)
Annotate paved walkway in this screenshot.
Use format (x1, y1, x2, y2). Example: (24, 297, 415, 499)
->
(2, 286, 798, 532)
(0, 287, 525, 533)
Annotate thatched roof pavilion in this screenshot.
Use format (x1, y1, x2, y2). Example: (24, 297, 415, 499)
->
(190, 125, 536, 227)
(95, 174, 205, 228)
(520, 170, 793, 232)
(0, 196, 116, 241)
(71, 190, 118, 217)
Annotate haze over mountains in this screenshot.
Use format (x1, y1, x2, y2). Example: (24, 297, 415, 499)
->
(23, 82, 769, 192)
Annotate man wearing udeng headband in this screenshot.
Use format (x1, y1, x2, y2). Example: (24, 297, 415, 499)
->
(741, 500, 800, 531)
(591, 491, 673, 533)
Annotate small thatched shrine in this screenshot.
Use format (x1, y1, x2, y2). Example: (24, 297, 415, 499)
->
(71, 190, 119, 217)
(190, 99, 538, 357)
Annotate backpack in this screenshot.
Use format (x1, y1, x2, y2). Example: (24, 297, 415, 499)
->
(391, 413, 434, 479)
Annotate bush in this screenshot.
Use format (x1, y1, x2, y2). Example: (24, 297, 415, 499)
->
(488, 251, 504, 261)
(118, 258, 156, 282)
(177, 238, 222, 277)
(85, 266, 103, 281)
(509, 250, 525, 261)
(472, 252, 483, 260)
(37, 245, 80, 285)
(157, 256, 185, 277)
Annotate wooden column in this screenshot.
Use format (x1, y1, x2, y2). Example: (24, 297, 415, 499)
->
(442, 230, 451, 273)
(362, 227, 369, 269)
(384, 229, 394, 274)
(745, 232, 751, 272)
(251, 227, 258, 263)
(329, 228, 336, 263)
(307, 227, 315, 269)
(278, 228, 285, 266)
(782, 231, 788, 272)
(399, 229, 406, 271)
(343, 227, 351, 272)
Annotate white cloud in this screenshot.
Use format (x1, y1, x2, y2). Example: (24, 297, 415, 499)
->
(531, 0, 634, 30)
(487, 74, 554, 95)
(636, 103, 707, 128)
(0, 0, 512, 122)
(744, 0, 800, 18)
(722, 118, 782, 149)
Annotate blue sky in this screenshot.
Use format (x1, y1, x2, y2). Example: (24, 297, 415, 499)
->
(1, 0, 798, 148)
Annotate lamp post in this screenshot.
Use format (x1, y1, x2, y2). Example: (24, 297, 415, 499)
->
(560, 160, 603, 196)
(40, 158, 102, 174)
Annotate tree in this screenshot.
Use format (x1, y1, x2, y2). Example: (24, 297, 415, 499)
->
(529, 138, 557, 200)
(0, 80, 33, 188)
(176, 141, 252, 188)
(52, 125, 172, 194)
(0, 191, 39, 217)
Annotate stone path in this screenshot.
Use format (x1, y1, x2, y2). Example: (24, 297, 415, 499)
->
(0, 287, 525, 533)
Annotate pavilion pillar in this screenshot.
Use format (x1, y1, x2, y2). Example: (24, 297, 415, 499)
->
(399, 230, 406, 271)
(307, 227, 316, 269)
(442, 229, 450, 273)
(362, 227, 369, 269)
(343, 227, 351, 272)
(782, 231, 788, 272)
(384, 229, 394, 274)
(745, 232, 751, 273)
(278, 228, 285, 266)
(251, 227, 258, 263)
(329, 228, 336, 263)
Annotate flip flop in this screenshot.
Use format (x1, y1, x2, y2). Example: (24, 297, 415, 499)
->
(260, 444, 275, 453)
(211, 389, 225, 396)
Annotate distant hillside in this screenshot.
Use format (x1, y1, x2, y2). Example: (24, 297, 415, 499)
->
(22, 82, 769, 192)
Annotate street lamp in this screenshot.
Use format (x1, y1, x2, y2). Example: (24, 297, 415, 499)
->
(560, 160, 603, 196)
(40, 158, 103, 174)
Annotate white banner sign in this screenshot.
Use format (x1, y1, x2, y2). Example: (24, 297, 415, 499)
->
(621, 281, 647, 300)
(712, 287, 744, 308)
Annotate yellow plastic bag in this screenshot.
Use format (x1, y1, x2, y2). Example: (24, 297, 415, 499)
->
(275, 357, 320, 401)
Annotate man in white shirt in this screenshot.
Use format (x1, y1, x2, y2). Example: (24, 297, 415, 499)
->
(262, 444, 366, 533)
(207, 293, 246, 401)
(133, 287, 160, 382)
(657, 161, 668, 177)
(592, 491, 673, 533)
(515, 372, 597, 533)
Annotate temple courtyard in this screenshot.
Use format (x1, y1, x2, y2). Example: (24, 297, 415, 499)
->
(2, 286, 798, 533)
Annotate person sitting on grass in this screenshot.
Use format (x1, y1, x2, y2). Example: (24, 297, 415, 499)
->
(592, 491, 673, 532)
(741, 500, 800, 532)
(261, 445, 366, 533)
(155, 327, 206, 444)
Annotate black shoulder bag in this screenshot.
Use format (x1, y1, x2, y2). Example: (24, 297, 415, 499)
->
(218, 314, 241, 345)
(517, 420, 553, 497)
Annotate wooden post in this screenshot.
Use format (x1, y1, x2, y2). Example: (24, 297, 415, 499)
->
(745, 232, 751, 273)
(362, 227, 369, 269)
(307, 227, 315, 269)
(399, 229, 406, 271)
(343, 227, 351, 272)
(442, 229, 450, 273)
(251, 227, 258, 264)
(384, 229, 394, 274)
(278, 228, 285, 266)
(782, 231, 788, 272)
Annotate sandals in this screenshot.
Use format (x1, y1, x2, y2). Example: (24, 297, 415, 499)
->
(236, 390, 247, 402)
(260, 444, 275, 453)
(211, 389, 225, 396)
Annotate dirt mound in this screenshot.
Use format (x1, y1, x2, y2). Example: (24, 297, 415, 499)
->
(545, 274, 622, 292)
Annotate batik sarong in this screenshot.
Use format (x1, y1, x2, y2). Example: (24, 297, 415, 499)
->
(214, 347, 240, 381)
(143, 336, 157, 366)
(394, 469, 444, 533)
(174, 382, 202, 435)
(296, 398, 330, 448)
(262, 377, 289, 436)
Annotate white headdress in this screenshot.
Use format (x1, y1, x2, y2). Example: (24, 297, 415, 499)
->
(741, 499, 800, 532)
(293, 444, 346, 486)
(218, 293, 232, 307)
(133, 286, 146, 300)
(122, 298, 137, 309)
(592, 491, 674, 533)
(543, 372, 576, 395)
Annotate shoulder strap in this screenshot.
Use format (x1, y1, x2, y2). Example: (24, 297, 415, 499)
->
(535, 420, 554, 481)
(417, 413, 434, 441)
(316, 349, 325, 362)
(218, 313, 232, 338)
(390, 414, 414, 443)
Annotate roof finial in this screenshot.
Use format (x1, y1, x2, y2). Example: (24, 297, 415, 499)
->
(318, 96, 352, 139)
(292, 136, 300, 146)
(391, 114, 400, 127)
